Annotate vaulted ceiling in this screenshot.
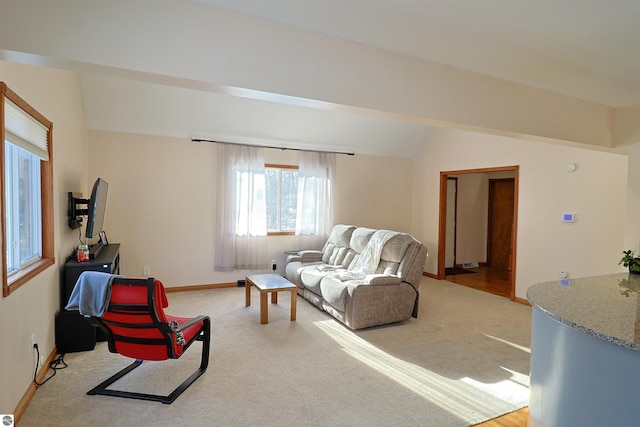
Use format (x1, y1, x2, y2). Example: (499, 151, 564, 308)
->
(202, 0, 640, 109)
(1, 1, 638, 157)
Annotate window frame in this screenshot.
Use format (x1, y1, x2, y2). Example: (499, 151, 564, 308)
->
(1, 83, 54, 297)
(265, 163, 298, 236)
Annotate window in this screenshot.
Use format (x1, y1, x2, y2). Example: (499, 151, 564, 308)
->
(265, 164, 298, 235)
(1, 83, 54, 297)
(5, 140, 42, 274)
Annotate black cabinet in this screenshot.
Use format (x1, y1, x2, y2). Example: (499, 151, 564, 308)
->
(62, 244, 120, 309)
(56, 244, 120, 354)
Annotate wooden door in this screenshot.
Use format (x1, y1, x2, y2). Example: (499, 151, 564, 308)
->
(487, 179, 514, 270)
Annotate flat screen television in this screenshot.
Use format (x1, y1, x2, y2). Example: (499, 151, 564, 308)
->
(85, 177, 109, 240)
(67, 178, 109, 258)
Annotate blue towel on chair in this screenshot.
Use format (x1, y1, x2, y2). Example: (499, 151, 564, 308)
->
(66, 271, 116, 316)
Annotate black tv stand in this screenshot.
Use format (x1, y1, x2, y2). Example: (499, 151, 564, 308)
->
(89, 242, 105, 259)
(57, 243, 120, 353)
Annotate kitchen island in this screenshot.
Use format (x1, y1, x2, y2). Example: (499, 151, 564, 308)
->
(527, 273, 640, 427)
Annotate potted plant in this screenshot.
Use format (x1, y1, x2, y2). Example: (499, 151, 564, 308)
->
(619, 250, 640, 274)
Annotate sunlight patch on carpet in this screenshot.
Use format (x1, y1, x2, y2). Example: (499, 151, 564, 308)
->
(461, 367, 530, 403)
(314, 320, 528, 424)
(484, 333, 531, 353)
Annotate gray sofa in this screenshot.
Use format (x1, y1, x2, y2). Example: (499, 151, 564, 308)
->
(284, 224, 427, 329)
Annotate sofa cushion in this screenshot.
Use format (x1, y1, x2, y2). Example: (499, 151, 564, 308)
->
(300, 265, 344, 296)
(348, 229, 401, 274)
(320, 273, 402, 313)
(321, 225, 356, 264)
(375, 233, 415, 275)
(285, 260, 322, 288)
(321, 244, 336, 264)
(342, 248, 356, 268)
(329, 246, 351, 266)
(348, 227, 376, 253)
(346, 227, 376, 270)
(381, 234, 414, 263)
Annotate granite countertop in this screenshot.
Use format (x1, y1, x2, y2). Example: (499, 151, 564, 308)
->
(527, 273, 640, 352)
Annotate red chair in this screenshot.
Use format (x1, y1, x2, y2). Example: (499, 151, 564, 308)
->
(87, 277, 210, 404)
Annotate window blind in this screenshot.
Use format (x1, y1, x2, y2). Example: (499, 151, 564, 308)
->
(4, 98, 49, 161)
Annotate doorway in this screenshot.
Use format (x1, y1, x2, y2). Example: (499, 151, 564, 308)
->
(437, 166, 519, 300)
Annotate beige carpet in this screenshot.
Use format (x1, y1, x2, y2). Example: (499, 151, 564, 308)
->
(19, 277, 532, 427)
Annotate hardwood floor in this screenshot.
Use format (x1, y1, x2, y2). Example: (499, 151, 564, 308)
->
(447, 266, 528, 426)
(473, 407, 528, 426)
(445, 265, 512, 299)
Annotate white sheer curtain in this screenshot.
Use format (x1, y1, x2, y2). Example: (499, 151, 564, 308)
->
(295, 151, 336, 249)
(214, 144, 268, 271)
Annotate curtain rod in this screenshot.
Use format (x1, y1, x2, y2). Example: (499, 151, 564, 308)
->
(191, 138, 355, 156)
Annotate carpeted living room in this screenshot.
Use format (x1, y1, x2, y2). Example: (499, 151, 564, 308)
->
(19, 277, 532, 426)
(1, 2, 636, 427)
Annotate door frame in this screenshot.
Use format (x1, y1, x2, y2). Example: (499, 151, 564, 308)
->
(445, 177, 458, 269)
(437, 165, 520, 300)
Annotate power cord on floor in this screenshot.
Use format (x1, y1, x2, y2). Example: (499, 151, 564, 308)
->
(33, 344, 67, 387)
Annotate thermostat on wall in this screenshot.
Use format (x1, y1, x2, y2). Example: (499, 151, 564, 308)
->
(562, 213, 576, 223)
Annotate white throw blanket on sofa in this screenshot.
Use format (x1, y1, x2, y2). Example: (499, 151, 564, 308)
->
(346, 230, 398, 279)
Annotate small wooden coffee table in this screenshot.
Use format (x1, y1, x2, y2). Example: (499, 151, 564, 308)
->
(245, 273, 297, 324)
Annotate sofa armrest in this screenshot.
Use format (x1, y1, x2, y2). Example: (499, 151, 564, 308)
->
(298, 249, 322, 258)
(364, 274, 402, 286)
(286, 249, 323, 264)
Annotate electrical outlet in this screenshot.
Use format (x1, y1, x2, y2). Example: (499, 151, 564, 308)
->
(31, 334, 36, 350)
(271, 260, 277, 271)
(143, 266, 150, 276)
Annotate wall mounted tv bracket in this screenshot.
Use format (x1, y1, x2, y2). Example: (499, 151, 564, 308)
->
(68, 192, 89, 229)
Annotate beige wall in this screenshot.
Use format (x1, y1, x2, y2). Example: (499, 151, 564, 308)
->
(413, 128, 629, 299)
(334, 154, 414, 232)
(624, 141, 640, 250)
(87, 131, 415, 286)
(87, 132, 220, 286)
(0, 62, 88, 413)
(454, 173, 489, 265)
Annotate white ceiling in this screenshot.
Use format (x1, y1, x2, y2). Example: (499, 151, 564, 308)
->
(6, 1, 639, 157)
(80, 73, 433, 156)
(200, 0, 640, 109)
